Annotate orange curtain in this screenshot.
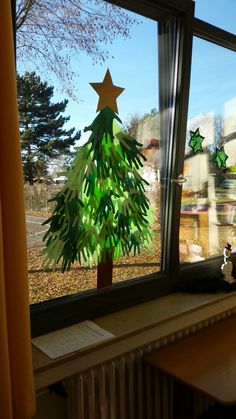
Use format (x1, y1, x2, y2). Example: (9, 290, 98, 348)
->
(0, 1, 36, 418)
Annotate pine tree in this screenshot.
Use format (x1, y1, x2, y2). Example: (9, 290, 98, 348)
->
(17, 71, 81, 184)
(43, 70, 153, 288)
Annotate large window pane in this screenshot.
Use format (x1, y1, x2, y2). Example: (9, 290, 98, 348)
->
(16, 1, 161, 303)
(180, 37, 236, 264)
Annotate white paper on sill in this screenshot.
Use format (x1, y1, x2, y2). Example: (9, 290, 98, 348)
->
(32, 320, 115, 359)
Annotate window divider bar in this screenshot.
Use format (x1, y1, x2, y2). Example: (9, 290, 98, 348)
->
(159, 7, 194, 279)
(105, 0, 166, 20)
(193, 17, 236, 51)
(106, 0, 194, 22)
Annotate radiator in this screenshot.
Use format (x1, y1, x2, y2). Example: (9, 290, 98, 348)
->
(66, 343, 214, 419)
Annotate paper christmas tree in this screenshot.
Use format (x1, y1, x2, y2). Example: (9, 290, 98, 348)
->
(43, 70, 153, 289)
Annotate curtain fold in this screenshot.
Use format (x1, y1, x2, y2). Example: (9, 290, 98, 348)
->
(0, 1, 36, 418)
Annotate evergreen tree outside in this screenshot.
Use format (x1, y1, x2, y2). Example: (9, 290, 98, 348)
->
(43, 70, 154, 288)
(17, 72, 81, 184)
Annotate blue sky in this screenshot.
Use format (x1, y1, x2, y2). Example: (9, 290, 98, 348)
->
(188, 0, 236, 119)
(188, 37, 236, 118)
(17, 0, 236, 140)
(195, 0, 236, 33)
(42, 13, 158, 142)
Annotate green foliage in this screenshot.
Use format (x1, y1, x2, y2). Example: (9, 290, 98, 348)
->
(43, 107, 154, 271)
(17, 71, 81, 184)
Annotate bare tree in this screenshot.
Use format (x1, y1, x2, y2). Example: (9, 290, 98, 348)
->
(16, 0, 137, 98)
(123, 108, 159, 139)
(123, 113, 141, 138)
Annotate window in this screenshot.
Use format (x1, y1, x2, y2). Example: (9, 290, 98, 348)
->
(14, 0, 236, 336)
(180, 38, 236, 264)
(19, 8, 161, 304)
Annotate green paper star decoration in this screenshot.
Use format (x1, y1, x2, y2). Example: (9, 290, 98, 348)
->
(213, 147, 228, 169)
(189, 128, 205, 154)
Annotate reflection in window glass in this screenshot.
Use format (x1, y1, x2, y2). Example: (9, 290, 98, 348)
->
(16, 1, 160, 303)
(180, 38, 236, 264)
(195, 0, 236, 34)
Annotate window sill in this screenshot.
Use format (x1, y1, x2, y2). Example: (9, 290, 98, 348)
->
(33, 290, 236, 391)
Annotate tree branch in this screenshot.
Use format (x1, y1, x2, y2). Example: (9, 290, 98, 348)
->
(16, 0, 37, 30)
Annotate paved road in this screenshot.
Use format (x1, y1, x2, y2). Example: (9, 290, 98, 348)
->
(26, 215, 48, 248)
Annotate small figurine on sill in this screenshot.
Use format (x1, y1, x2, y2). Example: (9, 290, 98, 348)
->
(221, 243, 235, 284)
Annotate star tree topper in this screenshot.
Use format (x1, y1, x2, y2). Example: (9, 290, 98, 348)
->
(90, 69, 124, 113)
(213, 146, 228, 168)
(189, 128, 205, 154)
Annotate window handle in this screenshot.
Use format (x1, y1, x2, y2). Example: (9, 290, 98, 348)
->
(171, 174, 186, 186)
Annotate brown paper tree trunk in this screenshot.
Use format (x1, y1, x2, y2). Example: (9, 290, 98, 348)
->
(97, 257, 113, 289)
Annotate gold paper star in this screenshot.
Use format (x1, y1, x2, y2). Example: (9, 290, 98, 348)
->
(90, 69, 124, 114)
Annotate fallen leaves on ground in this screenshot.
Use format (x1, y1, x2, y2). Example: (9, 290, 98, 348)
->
(28, 236, 161, 304)
(28, 223, 236, 304)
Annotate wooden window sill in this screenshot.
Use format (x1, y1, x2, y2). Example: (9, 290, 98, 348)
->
(32, 291, 236, 391)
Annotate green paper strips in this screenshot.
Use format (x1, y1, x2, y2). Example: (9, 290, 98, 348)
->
(43, 106, 154, 272)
